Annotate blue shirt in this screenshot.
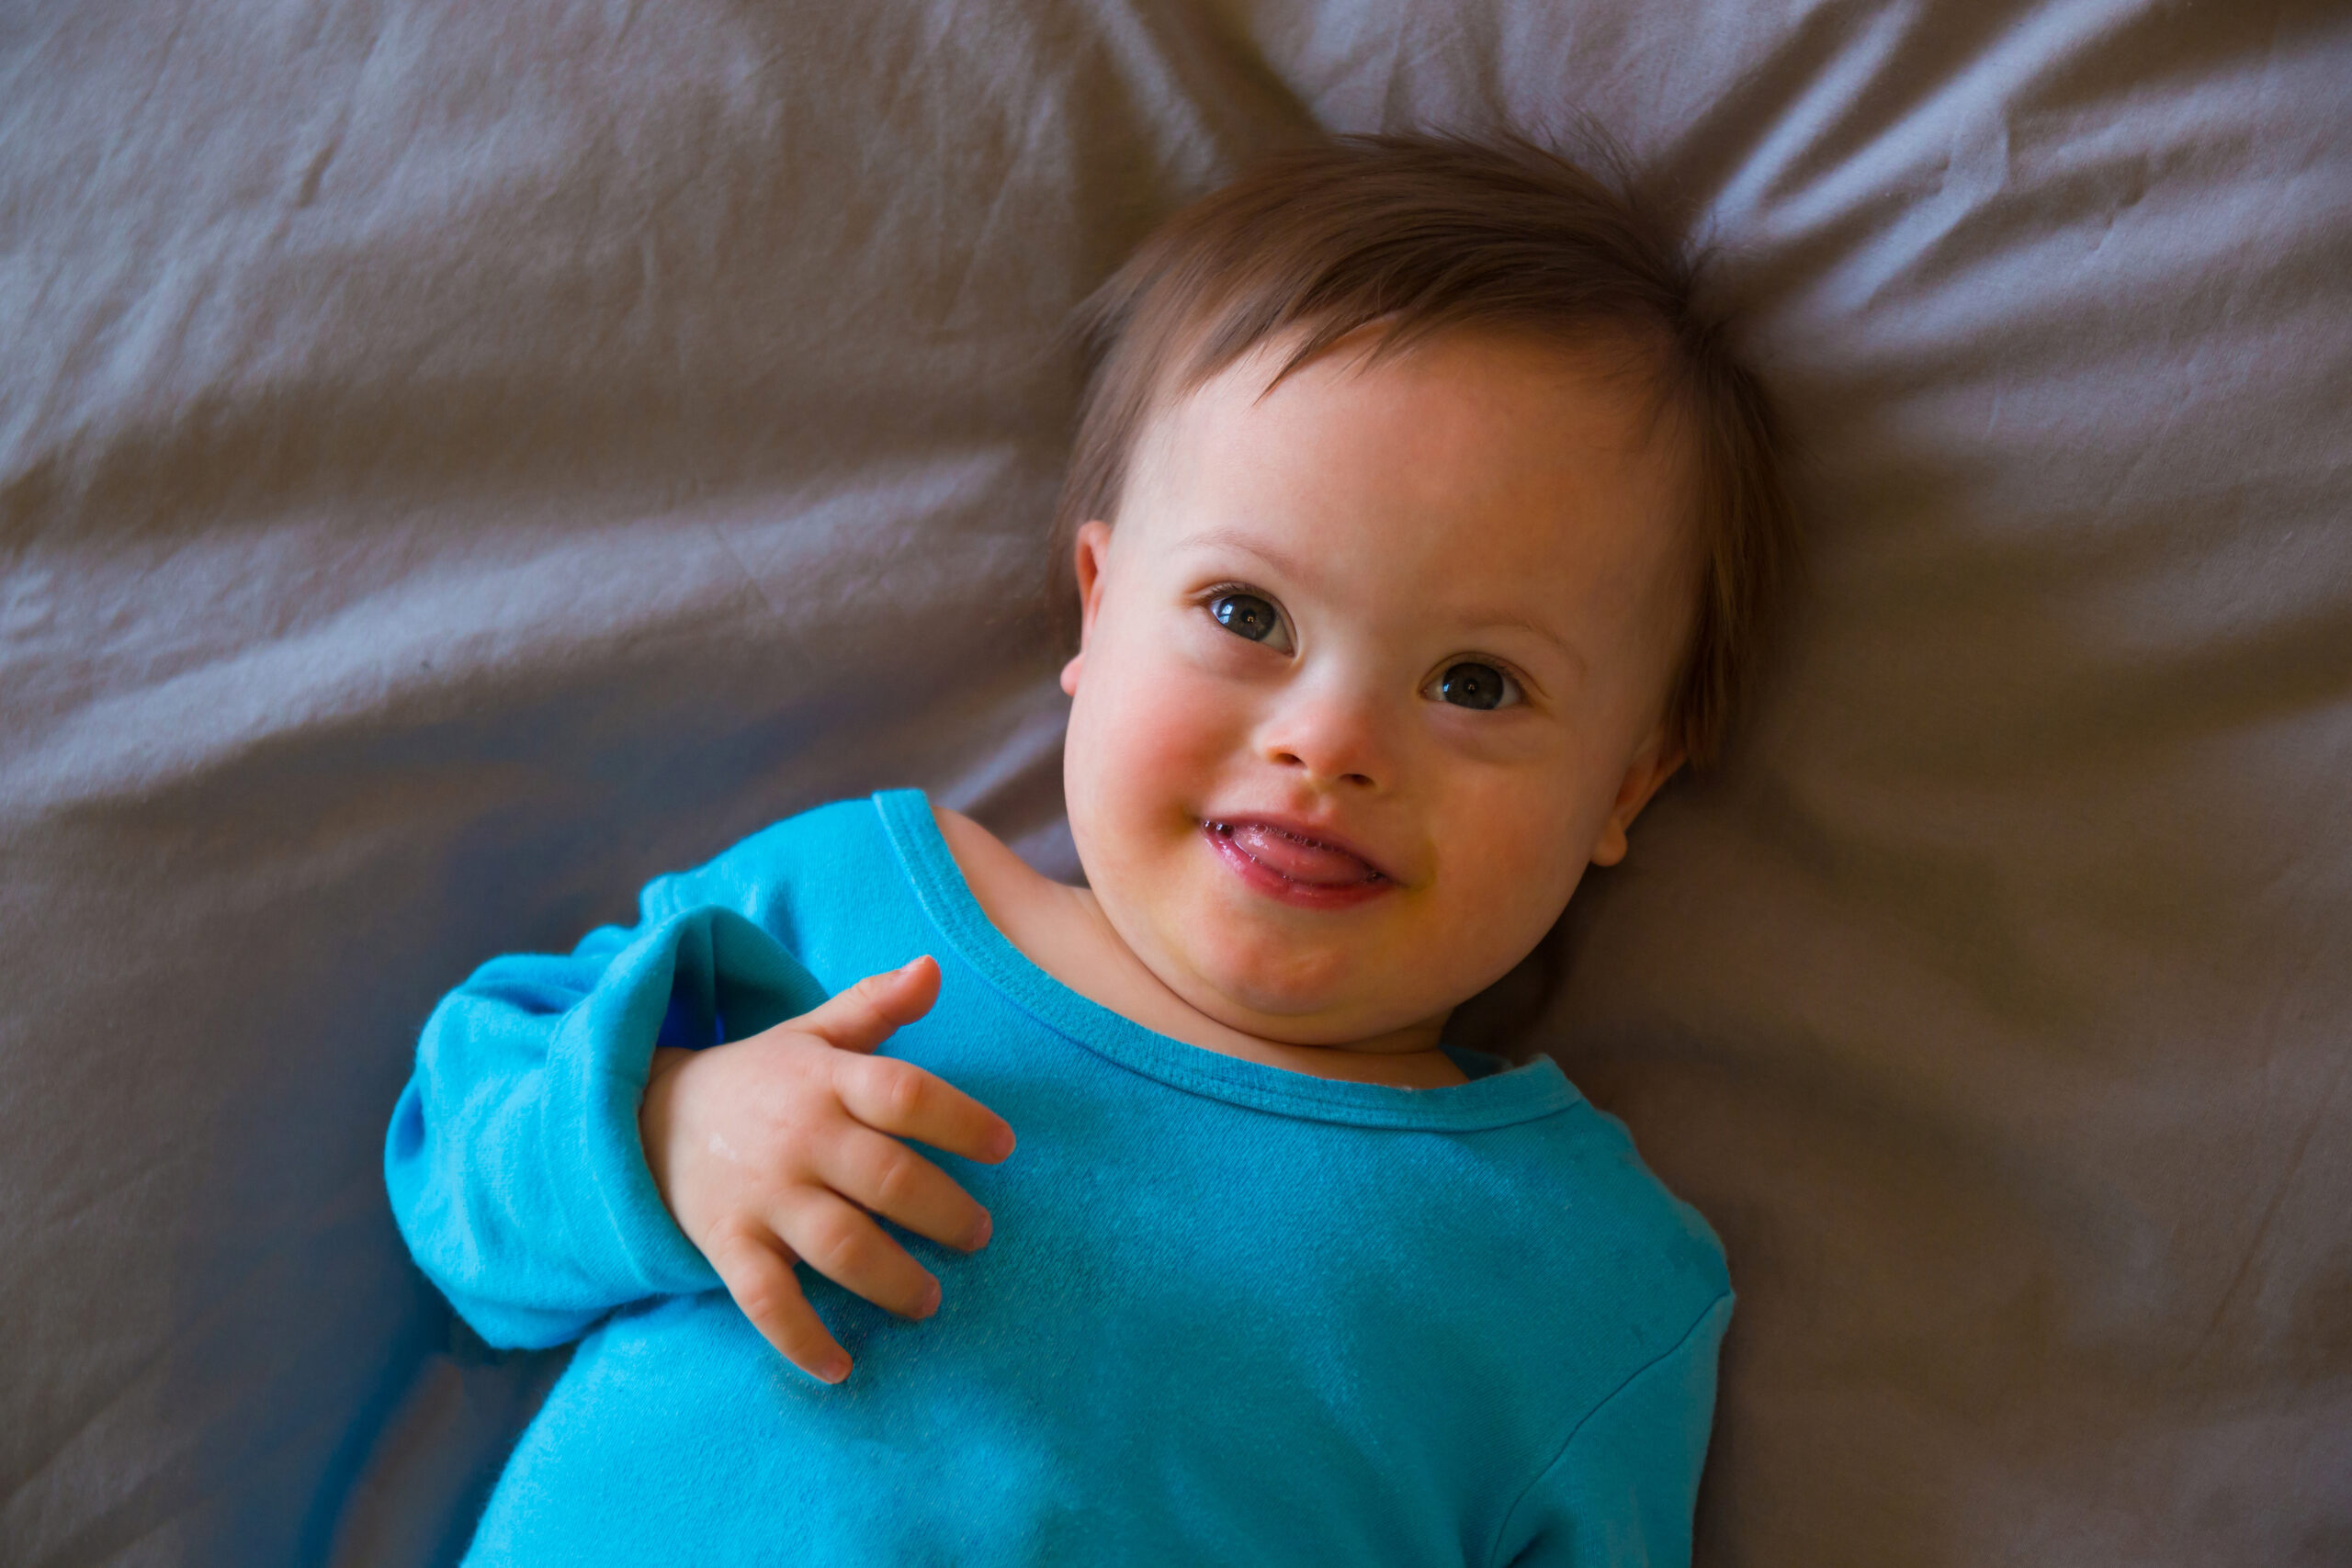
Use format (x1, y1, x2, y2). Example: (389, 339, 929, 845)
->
(386, 790, 1731, 1565)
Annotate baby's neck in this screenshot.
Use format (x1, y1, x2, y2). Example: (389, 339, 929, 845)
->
(931, 805, 1469, 1089)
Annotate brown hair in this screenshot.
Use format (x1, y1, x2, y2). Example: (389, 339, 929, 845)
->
(1053, 131, 1795, 767)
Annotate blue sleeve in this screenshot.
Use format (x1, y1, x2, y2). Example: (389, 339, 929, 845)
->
(383, 852, 831, 1350)
(1491, 1292, 1733, 1568)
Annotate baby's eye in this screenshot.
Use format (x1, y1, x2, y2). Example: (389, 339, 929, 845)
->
(1207, 591, 1292, 651)
(1426, 660, 1521, 711)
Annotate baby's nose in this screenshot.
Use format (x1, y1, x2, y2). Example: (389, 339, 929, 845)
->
(1257, 687, 1394, 789)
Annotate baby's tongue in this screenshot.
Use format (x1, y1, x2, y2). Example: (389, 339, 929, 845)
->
(1227, 821, 1376, 885)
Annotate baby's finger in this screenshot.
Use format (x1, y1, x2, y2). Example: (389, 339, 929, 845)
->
(833, 1053, 1016, 1166)
(775, 1188, 944, 1324)
(817, 1124, 994, 1253)
(793, 955, 943, 1055)
(707, 1224, 853, 1384)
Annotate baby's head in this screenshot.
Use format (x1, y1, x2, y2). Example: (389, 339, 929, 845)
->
(1053, 133, 1793, 1056)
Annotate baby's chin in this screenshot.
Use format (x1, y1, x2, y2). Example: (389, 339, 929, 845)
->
(1153, 921, 1453, 1051)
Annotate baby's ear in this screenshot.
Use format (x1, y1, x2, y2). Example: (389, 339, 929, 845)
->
(1064, 522, 1114, 690)
(1589, 730, 1687, 867)
(1072, 521, 1111, 601)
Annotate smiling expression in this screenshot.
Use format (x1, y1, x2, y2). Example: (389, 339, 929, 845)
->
(1059, 327, 1698, 1054)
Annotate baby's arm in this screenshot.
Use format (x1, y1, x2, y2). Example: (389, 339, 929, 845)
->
(1487, 1293, 1732, 1568)
(385, 881, 1007, 1378)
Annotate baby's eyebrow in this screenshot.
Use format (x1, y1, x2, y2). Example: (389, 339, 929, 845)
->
(1170, 526, 1312, 582)
(1457, 609, 1589, 679)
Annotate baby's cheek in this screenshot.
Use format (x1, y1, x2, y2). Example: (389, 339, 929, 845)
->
(1432, 796, 1590, 961)
(1105, 665, 1246, 793)
(1069, 668, 1236, 907)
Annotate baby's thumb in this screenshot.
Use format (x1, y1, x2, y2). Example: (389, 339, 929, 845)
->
(797, 955, 941, 1055)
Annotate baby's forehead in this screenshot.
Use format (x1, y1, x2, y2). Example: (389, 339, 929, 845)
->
(1124, 327, 1702, 636)
(1137, 321, 1694, 527)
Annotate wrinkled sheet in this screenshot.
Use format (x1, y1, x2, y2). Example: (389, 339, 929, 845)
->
(3, 1, 2347, 1563)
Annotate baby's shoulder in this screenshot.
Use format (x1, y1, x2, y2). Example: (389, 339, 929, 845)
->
(625, 795, 896, 937)
(928, 801, 1113, 977)
(1478, 1095, 1730, 1303)
(928, 802, 1030, 908)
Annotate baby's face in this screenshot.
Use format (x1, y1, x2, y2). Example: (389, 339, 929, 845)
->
(1059, 329, 1694, 1052)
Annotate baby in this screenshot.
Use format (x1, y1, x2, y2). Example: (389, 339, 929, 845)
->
(388, 132, 1792, 1566)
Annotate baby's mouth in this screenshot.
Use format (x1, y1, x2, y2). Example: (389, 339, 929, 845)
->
(1204, 819, 1387, 886)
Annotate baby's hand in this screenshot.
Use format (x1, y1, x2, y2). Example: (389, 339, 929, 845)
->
(637, 954, 1013, 1384)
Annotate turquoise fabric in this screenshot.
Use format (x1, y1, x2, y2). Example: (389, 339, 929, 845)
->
(386, 791, 1731, 1565)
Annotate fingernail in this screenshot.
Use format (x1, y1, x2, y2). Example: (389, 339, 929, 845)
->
(990, 1127, 1015, 1160)
(818, 1355, 851, 1384)
(968, 1212, 992, 1249)
(898, 954, 928, 976)
(919, 1280, 943, 1316)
